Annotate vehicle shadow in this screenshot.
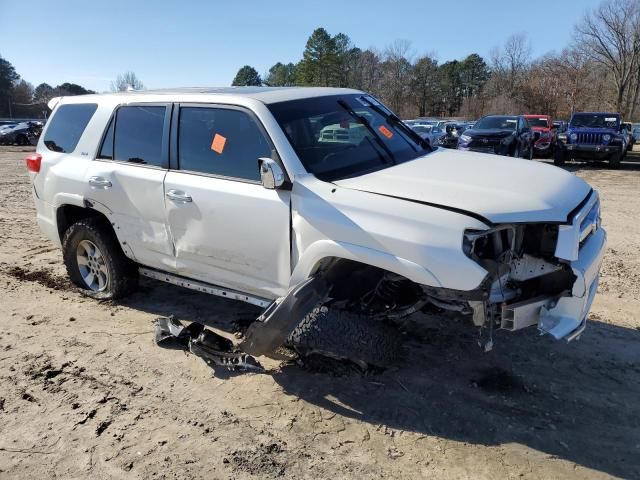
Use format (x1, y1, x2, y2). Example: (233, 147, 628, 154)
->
(114, 277, 263, 333)
(271, 315, 640, 479)
(117, 279, 640, 478)
(539, 149, 640, 172)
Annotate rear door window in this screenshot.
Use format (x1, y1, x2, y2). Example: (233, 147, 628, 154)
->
(43, 103, 98, 153)
(111, 106, 166, 167)
(177, 107, 271, 182)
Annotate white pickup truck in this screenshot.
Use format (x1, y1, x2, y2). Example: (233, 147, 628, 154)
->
(27, 87, 606, 367)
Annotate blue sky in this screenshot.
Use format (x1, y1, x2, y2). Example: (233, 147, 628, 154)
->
(0, 0, 602, 92)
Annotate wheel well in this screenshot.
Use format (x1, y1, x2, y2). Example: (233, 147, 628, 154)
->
(313, 257, 420, 301)
(56, 205, 112, 242)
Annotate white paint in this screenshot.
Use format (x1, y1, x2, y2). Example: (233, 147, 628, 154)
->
(32, 88, 606, 340)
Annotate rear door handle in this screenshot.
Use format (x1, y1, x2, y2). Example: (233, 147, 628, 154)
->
(166, 189, 192, 203)
(89, 176, 112, 188)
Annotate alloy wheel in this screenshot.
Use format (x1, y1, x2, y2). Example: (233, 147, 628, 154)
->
(76, 239, 109, 291)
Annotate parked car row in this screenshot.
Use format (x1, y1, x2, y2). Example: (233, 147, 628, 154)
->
(406, 111, 635, 169)
(0, 120, 45, 146)
(404, 118, 474, 149)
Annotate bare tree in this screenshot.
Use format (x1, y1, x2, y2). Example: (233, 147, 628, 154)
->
(379, 40, 414, 116)
(111, 72, 144, 92)
(574, 0, 640, 116)
(491, 34, 532, 91)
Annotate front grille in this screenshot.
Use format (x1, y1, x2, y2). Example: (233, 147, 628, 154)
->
(576, 132, 603, 144)
(470, 137, 502, 146)
(470, 146, 495, 154)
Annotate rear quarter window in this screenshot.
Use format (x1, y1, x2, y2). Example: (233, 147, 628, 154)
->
(43, 103, 98, 153)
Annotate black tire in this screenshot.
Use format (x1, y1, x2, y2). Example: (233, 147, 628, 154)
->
(554, 148, 568, 166)
(511, 144, 521, 158)
(608, 152, 622, 169)
(62, 216, 138, 299)
(16, 134, 28, 146)
(528, 144, 534, 160)
(287, 304, 402, 369)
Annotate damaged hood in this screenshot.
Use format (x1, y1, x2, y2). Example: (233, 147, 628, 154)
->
(334, 148, 591, 224)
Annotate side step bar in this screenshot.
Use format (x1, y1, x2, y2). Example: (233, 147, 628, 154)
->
(139, 267, 271, 308)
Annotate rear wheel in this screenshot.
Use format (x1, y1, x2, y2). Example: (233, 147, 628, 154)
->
(62, 217, 138, 299)
(287, 304, 402, 369)
(16, 134, 28, 146)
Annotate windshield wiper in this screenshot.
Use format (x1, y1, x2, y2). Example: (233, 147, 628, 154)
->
(357, 97, 431, 152)
(337, 99, 396, 164)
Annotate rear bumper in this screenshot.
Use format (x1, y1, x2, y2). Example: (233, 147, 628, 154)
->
(538, 226, 606, 340)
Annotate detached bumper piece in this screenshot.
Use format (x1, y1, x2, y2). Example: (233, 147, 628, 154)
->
(539, 227, 606, 340)
(155, 316, 263, 372)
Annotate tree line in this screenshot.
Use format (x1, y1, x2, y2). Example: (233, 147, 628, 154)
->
(233, 0, 640, 121)
(0, 62, 144, 118)
(2, 0, 638, 121)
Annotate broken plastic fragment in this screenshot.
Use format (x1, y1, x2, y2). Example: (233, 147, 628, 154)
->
(154, 316, 263, 372)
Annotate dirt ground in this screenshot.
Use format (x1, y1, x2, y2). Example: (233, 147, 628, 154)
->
(0, 145, 639, 480)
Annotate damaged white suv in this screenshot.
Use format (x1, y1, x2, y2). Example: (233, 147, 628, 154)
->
(27, 88, 606, 367)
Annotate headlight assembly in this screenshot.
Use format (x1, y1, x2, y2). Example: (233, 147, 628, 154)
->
(460, 134, 471, 143)
(570, 133, 578, 142)
(603, 134, 611, 142)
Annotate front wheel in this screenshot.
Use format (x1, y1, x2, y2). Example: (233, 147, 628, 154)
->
(62, 217, 138, 299)
(608, 152, 622, 169)
(287, 304, 402, 369)
(554, 148, 568, 166)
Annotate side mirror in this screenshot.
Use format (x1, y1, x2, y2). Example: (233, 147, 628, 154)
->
(258, 158, 285, 189)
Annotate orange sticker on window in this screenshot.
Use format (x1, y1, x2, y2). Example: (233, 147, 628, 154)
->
(378, 125, 393, 139)
(211, 133, 227, 154)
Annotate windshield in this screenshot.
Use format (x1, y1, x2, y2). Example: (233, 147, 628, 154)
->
(473, 116, 518, 130)
(527, 118, 549, 128)
(411, 125, 431, 134)
(268, 94, 429, 181)
(571, 114, 619, 129)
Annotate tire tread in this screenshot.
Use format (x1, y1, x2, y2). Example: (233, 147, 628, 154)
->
(62, 216, 138, 299)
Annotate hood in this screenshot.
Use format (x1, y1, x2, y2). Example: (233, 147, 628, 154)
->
(464, 128, 514, 138)
(334, 148, 591, 224)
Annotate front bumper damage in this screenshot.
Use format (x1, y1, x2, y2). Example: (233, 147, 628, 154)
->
(494, 192, 606, 341)
(539, 226, 605, 340)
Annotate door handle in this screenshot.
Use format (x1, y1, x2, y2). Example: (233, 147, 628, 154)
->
(89, 176, 112, 188)
(166, 189, 192, 203)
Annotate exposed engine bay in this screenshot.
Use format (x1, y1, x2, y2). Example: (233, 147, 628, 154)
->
(317, 223, 579, 350)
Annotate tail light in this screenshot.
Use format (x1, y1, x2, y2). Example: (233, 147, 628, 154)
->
(25, 153, 42, 173)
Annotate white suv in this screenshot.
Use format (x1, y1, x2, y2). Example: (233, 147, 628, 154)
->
(27, 87, 606, 366)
